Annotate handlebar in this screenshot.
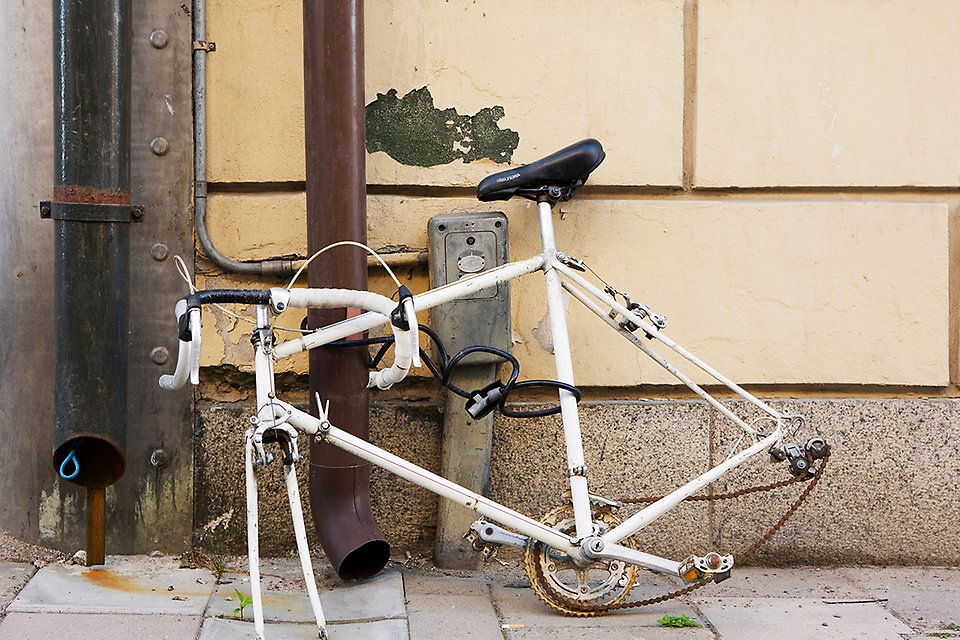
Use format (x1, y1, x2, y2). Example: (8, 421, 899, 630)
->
(158, 287, 419, 391)
(159, 300, 201, 390)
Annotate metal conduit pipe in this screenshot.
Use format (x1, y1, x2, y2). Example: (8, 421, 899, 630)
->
(303, 0, 390, 581)
(192, 0, 294, 278)
(192, 0, 423, 277)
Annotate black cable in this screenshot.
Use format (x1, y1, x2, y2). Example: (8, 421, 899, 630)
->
(441, 345, 519, 397)
(498, 380, 582, 418)
(314, 324, 581, 418)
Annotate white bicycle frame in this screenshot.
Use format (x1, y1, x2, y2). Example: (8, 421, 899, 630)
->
(163, 199, 795, 640)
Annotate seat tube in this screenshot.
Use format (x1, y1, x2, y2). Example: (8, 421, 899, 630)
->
(537, 200, 593, 539)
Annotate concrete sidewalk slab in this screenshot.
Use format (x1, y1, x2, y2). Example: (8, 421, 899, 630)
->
(491, 577, 713, 640)
(199, 616, 408, 640)
(504, 628, 712, 640)
(695, 597, 913, 640)
(0, 612, 202, 640)
(840, 567, 960, 632)
(0, 562, 35, 616)
(404, 574, 502, 640)
(207, 569, 406, 623)
(706, 566, 862, 599)
(8, 557, 214, 615)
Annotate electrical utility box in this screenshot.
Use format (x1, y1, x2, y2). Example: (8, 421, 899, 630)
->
(428, 211, 511, 568)
(427, 212, 511, 359)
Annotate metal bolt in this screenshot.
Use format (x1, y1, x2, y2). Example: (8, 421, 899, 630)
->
(150, 137, 169, 156)
(149, 29, 169, 49)
(150, 346, 169, 365)
(151, 242, 169, 262)
(149, 448, 170, 468)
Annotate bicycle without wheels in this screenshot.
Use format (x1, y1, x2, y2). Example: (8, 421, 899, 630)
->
(161, 139, 829, 639)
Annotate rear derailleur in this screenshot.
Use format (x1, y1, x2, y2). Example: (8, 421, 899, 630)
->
(770, 436, 829, 479)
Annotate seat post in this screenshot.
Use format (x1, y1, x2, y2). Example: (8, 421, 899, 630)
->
(536, 199, 593, 540)
(537, 198, 559, 254)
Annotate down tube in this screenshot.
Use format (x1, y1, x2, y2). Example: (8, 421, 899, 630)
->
(282, 405, 574, 552)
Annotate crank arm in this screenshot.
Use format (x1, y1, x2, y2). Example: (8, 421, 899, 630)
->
(578, 537, 681, 576)
(469, 520, 529, 549)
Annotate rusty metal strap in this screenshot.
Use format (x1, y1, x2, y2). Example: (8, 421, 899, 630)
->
(40, 201, 144, 223)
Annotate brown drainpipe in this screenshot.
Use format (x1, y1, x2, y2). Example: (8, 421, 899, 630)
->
(302, 0, 390, 581)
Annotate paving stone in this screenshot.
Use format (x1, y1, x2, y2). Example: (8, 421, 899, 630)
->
(492, 576, 705, 631)
(199, 616, 408, 640)
(207, 569, 405, 623)
(840, 566, 960, 592)
(0, 612, 202, 640)
(704, 566, 862, 599)
(696, 597, 913, 640)
(8, 557, 214, 615)
(838, 567, 960, 632)
(506, 626, 713, 640)
(0, 562, 36, 615)
(404, 574, 501, 640)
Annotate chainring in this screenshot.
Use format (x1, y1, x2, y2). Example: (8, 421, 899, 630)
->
(523, 504, 638, 616)
(522, 446, 830, 616)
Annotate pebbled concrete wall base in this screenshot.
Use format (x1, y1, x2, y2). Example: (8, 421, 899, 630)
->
(194, 397, 959, 565)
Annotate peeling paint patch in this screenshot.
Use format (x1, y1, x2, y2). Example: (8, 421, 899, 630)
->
(365, 86, 519, 167)
(532, 313, 554, 354)
(202, 509, 234, 532)
(531, 293, 571, 354)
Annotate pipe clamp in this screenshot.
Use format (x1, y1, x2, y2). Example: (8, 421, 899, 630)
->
(40, 201, 144, 223)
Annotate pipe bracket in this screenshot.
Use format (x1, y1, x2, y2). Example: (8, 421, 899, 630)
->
(40, 201, 144, 223)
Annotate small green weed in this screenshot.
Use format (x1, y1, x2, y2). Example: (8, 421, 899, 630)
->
(233, 589, 253, 620)
(212, 555, 227, 585)
(943, 624, 960, 632)
(657, 614, 702, 628)
(926, 633, 953, 638)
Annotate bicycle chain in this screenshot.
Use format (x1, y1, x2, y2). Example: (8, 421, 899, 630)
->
(524, 446, 831, 616)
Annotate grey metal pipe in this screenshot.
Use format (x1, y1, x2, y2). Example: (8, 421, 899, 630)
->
(192, 0, 293, 278)
(50, 0, 132, 490)
(49, 0, 138, 566)
(303, 0, 389, 581)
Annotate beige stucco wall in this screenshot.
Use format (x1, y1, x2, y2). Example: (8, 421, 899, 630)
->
(204, 196, 949, 386)
(201, 0, 958, 389)
(207, 0, 685, 186)
(695, 0, 960, 187)
(192, 0, 960, 560)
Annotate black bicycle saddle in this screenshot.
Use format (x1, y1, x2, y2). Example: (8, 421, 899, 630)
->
(476, 138, 604, 202)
